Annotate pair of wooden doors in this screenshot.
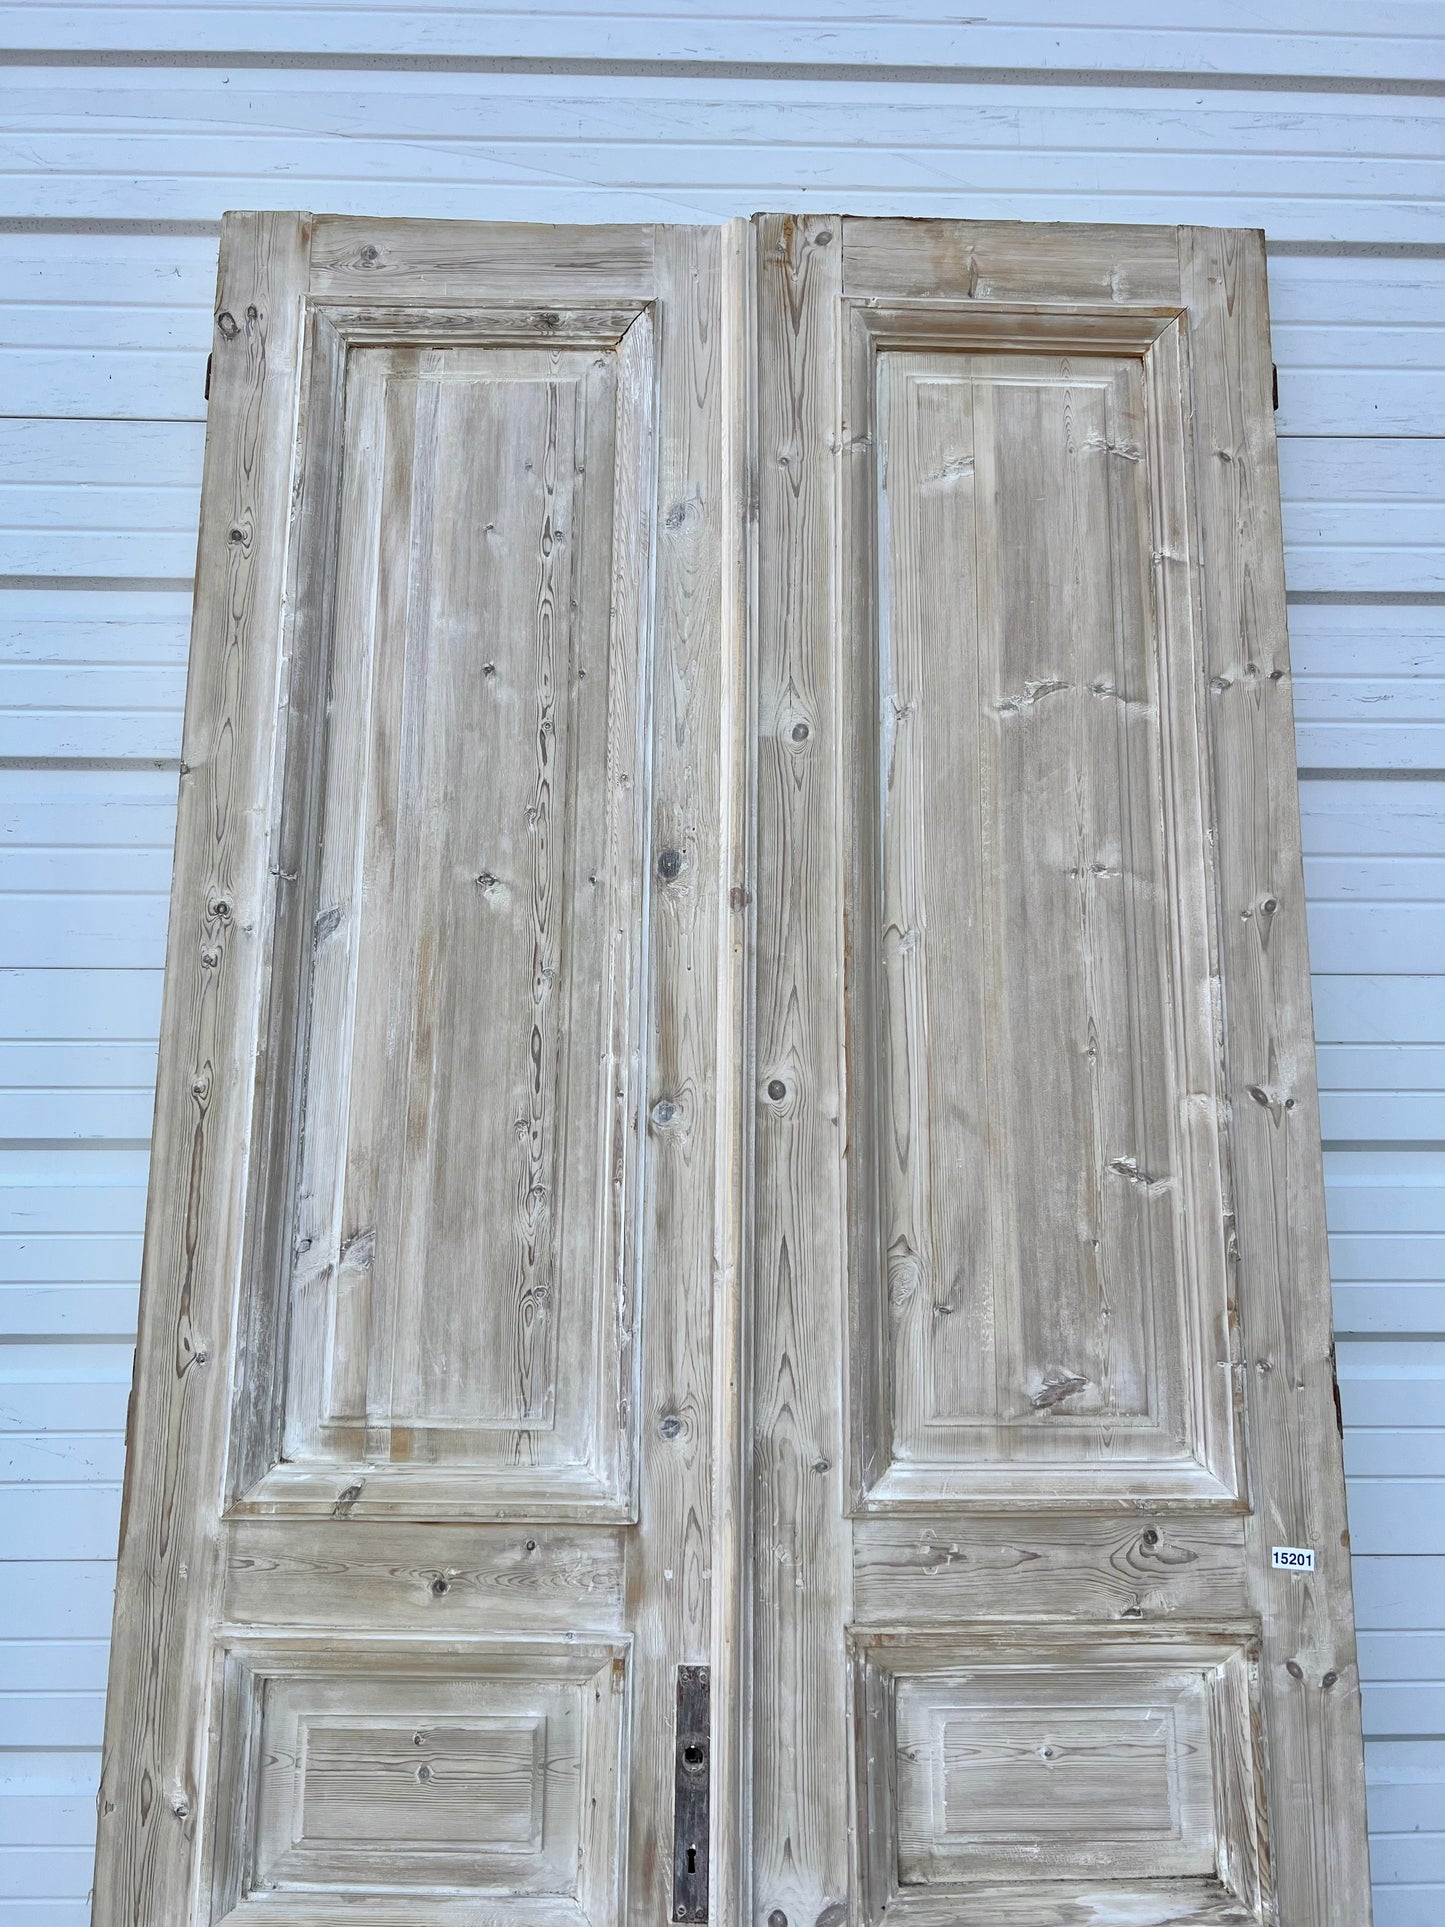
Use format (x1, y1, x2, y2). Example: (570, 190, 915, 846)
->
(94, 212, 1371, 1927)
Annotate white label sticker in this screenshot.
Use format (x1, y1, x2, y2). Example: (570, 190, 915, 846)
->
(1271, 1546, 1316, 1572)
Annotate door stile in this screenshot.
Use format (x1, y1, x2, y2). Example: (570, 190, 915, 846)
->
(748, 210, 854, 1927)
(1181, 226, 1372, 1926)
(94, 210, 315, 1927)
(623, 222, 728, 1927)
(710, 214, 757, 1927)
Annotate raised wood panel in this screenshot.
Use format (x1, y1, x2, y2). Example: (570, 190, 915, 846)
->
(204, 1637, 627, 1925)
(851, 1629, 1267, 1924)
(231, 306, 654, 1523)
(845, 311, 1237, 1509)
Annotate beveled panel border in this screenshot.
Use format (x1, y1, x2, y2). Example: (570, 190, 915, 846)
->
(226, 298, 657, 1523)
(848, 1624, 1269, 1927)
(200, 1633, 631, 1927)
(840, 299, 1244, 1514)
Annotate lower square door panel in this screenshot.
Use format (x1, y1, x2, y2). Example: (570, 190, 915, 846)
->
(201, 1636, 629, 1925)
(849, 1628, 1268, 1926)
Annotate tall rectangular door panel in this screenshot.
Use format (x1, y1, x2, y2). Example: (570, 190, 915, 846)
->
(744, 216, 1371, 1927)
(93, 216, 728, 1927)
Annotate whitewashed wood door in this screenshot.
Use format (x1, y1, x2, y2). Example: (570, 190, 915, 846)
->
(740, 216, 1371, 1927)
(96, 211, 1372, 1927)
(91, 214, 729, 1927)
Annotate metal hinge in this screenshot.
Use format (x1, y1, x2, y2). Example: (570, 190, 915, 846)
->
(673, 1664, 710, 1922)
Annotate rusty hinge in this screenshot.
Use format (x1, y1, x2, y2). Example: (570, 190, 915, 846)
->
(673, 1664, 710, 1922)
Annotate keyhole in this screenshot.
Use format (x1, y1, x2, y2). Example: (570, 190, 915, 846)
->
(686, 1846, 697, 1875)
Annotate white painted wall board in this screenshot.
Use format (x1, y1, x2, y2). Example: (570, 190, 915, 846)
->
(1314, 979, 1445, 1045)
(1353, 1557, 1445, 1632)
(1302, 783, 1445, 856)
(1348, 1432, 1445, 1477)
(0, 1794, 100, 1847)
(0, 1489, 121, 1563)
(0, 1566, 116, 1641)
(1341, 1483, 1445, 1554)
(0, 71, 1441, 239)
(1335, 1285, 1445, 1333)
(1290, 614, 1445, 774)
(0, 1385, 131, 1434)
(1322, 1095, 1445, 1143)
(0, 971, 164, 1043)
(0, 2, 1438, 80)
(0, 1289, 139, 1339)
(0, 1439, 125, 1483)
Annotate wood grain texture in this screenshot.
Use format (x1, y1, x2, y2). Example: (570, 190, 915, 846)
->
(852, 1628, 1264, 1910)
(744, 213, 1371, 1925)
(203, 1635, 628, 1925)
(1180, 224, 1374, 1927)
(91, 210, 314, 1926)
(709, 211, 754, 1927)
(94, 210, 1374, 1927)
(621, 222, 726, 1927)
(854, 1516, 1252, 1624)
(245, 316, 650, 1520)
(749, 210, 851, 1927)
(308, 217, 656, 304)
(843, 316, 1238, 1509)
(95, 216, 727, 1927)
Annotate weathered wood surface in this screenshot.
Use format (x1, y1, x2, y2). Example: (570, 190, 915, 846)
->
(95, 211, 1371, 1927)
(853, 1516, 1252, 1622)
(742, 212, 1371, 1924)
(222, 1522, 628, 1629)
(748, 211, 852, 1927)
(92, 210, 314, 1925)
(94, 215, 726, 1927)
(1181, 224, 1374, 1927)
(205, 1635, 629, 1923)
(621, 222, 726, 1927)
(853, 1628, 1264, 1911)
(845, 324, 1238, 1510)
(248, 315, 650, 1520)
(308, 217, 657, 303)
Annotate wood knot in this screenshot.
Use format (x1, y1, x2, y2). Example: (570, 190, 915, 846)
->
(1030, 1373, 1086, 1411)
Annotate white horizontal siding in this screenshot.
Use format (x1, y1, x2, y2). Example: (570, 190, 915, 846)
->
(0, 70, 1441, 239)
(0, 1, 1440, 82)
(0, 12, 1441, 1921)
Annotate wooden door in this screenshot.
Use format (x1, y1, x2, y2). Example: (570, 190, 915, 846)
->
(741, 216, 1371, 1927)
(93, 215, 730, 1927)
(96, 212, 1372, 1927)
